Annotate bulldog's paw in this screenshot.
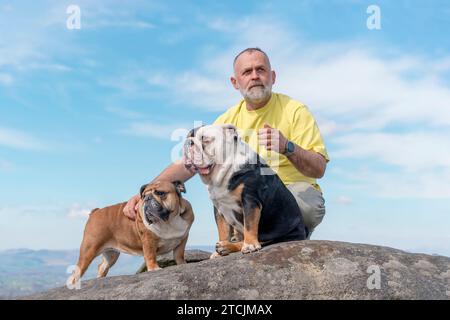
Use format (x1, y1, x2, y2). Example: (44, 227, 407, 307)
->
(209, 252, 221, 259)
(241, 242, 262, 254)
(66, 275, 80, 288)
(147, 265, 162, 271)
(215, 241, 232, 256)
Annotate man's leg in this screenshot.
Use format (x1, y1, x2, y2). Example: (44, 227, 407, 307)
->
(287, 182, 326, 239)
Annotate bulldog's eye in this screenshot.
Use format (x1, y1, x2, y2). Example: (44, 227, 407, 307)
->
(202, 136, 212, 144)
(154, 190, 166, 197)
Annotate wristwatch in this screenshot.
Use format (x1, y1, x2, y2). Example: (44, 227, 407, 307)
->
(283, 140, 295, 157)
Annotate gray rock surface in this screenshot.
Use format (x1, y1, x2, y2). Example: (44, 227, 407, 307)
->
(135, 249, 212, 273)
(23, 241, 450, 300)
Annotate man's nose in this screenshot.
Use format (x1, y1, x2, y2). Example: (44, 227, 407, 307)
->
(251, 69, 259, 80)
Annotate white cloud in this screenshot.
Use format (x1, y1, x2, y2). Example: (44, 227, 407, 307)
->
(0, 73, 13, 85)
(0, 4, 13, 13)
(67, 204, 91, 219)
(92, 136, 103, 144)
(100, 67, 241, 111)
(316, 220, 450, 257)
(0, 3, 75, 80)
(0, 127, 47, 151)
(0, 204, 63, 218)
(334, 196, 353, 205)
(0, 158, 14, 172)
(104, 106, 145, 119)
(168, 71, 241, 111)
(0, 42, 41, 70)
(315, 118, 340, 137)
(0, 202, 93, 220)
(275, 49, 450, 129)
(333, 131, 450, 172)
(0, 202, 95, 250)
(0, 1, 143, 83)
(330, 130, 450, 198)
(345, 167, 450, 199)
(121, 121, 192, 140)
(24, 62, 72, 72)
(84, 20, 155, 29)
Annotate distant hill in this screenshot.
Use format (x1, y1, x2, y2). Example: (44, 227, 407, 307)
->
(0, 246, 213, 299)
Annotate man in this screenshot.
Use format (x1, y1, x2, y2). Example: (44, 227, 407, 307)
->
(124, 47, 329, 239)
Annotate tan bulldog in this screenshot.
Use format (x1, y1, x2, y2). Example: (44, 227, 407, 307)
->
(68, 181, 194, 285)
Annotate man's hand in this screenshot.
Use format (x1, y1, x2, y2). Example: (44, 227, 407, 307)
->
(123, 194, 142, 220)
(258, 123, 288, 154)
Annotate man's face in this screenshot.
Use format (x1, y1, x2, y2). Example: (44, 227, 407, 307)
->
(231, 51, 276, 104)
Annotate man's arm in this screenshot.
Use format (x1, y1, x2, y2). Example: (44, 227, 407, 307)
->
(151, 159, 196, 184)
(285, 144, 327, 179)
(258, 123, 327, 179)
(123, 159, 195, 219)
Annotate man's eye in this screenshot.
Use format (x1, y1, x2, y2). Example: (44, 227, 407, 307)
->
(154, 190, 166, 197)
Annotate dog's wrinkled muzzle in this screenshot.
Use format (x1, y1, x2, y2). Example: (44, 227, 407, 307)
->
(143, 195, 170, 223)
(183, 137, 212, 174)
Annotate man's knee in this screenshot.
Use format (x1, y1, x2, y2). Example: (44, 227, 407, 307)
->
(287, 182, 326, 233)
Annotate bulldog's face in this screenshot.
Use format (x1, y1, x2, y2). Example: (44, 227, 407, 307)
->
(184, 124, 239, 176)
(139, 181, 186, 225)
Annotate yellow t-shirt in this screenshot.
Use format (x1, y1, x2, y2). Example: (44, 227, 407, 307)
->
(214, 93, 329, 191)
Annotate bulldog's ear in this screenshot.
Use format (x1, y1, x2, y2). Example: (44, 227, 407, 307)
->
(187, 126, 204, 138)
(172, 180, 186, 195)
(222, 124, 239, 141)
(139, 184, 149, 199)
(222, 124, 237, 132)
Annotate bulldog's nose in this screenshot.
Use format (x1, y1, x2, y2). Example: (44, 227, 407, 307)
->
(143, 195, 159, 208)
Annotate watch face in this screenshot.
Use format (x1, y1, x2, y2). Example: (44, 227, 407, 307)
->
(287, 141, 295, 153)
(285, 141, 294, 155)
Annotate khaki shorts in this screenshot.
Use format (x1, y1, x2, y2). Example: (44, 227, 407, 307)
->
(287, 182, 326, 239)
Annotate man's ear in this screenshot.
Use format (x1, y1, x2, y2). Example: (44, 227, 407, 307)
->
(230, 76, 239, 90)
(271, 70, 276, 85)
(172, 180, 186, 196)
(139, 184, 149, 199)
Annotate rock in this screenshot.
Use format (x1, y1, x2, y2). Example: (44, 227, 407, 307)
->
(22, 241, 450, 300)
(135, 249, 212, 273)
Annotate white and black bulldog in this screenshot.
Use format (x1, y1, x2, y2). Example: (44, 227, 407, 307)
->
(184, 124, 306, 257)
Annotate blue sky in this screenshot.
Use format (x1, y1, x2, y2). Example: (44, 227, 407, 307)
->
(1, 0, 450, 257)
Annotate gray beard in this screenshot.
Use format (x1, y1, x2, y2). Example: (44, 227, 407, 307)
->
(241, 85, 272, 105)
